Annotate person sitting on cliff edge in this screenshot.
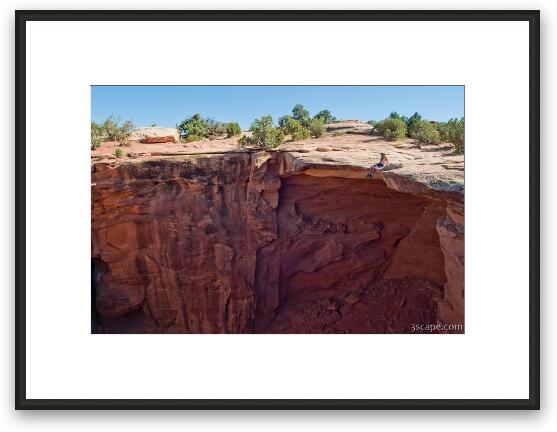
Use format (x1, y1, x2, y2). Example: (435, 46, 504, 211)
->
(367, 152, 389, 178)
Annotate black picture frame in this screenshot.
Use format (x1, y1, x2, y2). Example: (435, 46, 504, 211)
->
(15, 9, 540, 410)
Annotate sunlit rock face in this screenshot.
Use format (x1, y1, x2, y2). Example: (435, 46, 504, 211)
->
(91, 150, 464, 334)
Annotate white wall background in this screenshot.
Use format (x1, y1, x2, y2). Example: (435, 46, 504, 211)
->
(0, 0, 554, 430)
(24, 19, 528, 401)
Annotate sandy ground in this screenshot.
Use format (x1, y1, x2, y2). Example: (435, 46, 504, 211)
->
(91, 134, 240, 158)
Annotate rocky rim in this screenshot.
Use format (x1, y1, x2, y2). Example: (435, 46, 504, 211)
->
(91, 120, 464, 194)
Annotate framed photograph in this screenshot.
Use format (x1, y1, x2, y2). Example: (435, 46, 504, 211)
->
(15, 10, 539, 409)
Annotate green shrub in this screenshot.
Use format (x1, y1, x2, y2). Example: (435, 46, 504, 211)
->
(102, 115, 134, 145)
(438, 117, 464, 154)
(114, 147, 123, 158)
(237, 135, 249, 148)
(177, 114, 232, 140)
(226, 122, 242, 137)
(282, 106, 333, 133)
(313, 110, 336, 124)
(291, 127, 311, 141)
(91, 116, 134, 149)
(91, 121, 104, 149)
(278, 115, 292, 130)
(279, 116, 309, 140)
(406, 112, 422, 137)
(412, 120, 441, 146)
(184, 134, 204, 142)
(101, 116, 119, 140)
(238, 115, 284, 150)
(206, 119, 227, 137)
(332, 131, 345, 137)
(374, 118, 407, 140)
(308, 118, 326, 138)
(389, 111, 410, 125)
(177, 113, 209, 139)
(292, 104, 311, 127)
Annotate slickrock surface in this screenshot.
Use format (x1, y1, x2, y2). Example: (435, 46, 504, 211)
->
(129, 126, 180, 144)
(93, 132, 463, 193)
(91, 122, 464, 333)
(325, 119, 374, 135)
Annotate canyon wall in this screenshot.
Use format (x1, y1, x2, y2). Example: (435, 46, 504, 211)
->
(91, 152, 464, 333)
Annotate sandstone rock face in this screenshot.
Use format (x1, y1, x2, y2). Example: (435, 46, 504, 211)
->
(92, 155, 256, 333)
(436, 202, 464, 327)
(92, 151, 464, 333)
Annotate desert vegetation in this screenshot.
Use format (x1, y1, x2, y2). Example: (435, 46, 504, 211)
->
(278, 116, 310, 141)
(314, 109, 337, 124)
(412, 121, 441, 146)
(438, 117, 465, 154)
(226, 122, 242, 138)
(91, 104, 338, 153)
(91, 122, 104, 150)
(292, 104, 311, 127)
(374, 117, 408, 140)
(371, 111, 464, 154)
(176, 114, 207, 139)
(91, 115, 135, 149)
(275, 104, 335, 143)
(183, 134, 204, 142)
(91, 105, 463, 156)
(238, 115, 285, 150)
(176, 113, 240, 142)
(308, 117, 326, 138)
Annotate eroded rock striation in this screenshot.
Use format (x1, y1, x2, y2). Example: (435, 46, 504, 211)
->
(92, 133, 464, 334)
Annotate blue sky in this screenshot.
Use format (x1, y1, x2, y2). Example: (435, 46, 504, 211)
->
(91, 86, 464, 130)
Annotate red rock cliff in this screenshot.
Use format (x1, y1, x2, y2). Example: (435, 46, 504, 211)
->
(92, 148, 464, 333)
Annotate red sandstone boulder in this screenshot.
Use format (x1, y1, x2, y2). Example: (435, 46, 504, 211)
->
(139, 135, 176, 144)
